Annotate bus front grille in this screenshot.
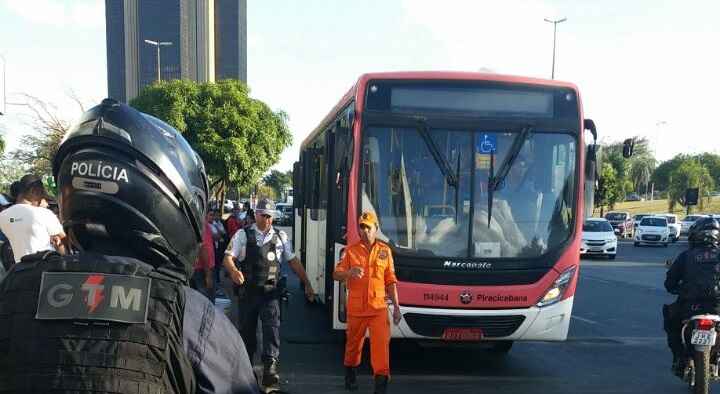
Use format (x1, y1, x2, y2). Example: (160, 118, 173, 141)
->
(403, 313, 526, 338)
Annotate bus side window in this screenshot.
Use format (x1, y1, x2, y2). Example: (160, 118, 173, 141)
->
(308, 132, 328, 221)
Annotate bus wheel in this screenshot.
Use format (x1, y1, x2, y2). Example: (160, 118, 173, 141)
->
(488, 341, 513, 354)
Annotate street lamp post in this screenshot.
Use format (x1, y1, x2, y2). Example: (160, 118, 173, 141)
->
(544, 17, 567, 80)
(143, 39, 173, 83)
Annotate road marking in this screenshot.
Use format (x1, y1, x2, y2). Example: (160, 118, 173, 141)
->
(571, 315, 599, 325)
(583, 276, 614, 284)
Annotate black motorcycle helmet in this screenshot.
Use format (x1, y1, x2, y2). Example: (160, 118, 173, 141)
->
(52, 99, 209, 276)
(688, 217, 720, 248)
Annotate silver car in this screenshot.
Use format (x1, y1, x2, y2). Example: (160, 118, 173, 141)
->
(680, 214, 707, 235)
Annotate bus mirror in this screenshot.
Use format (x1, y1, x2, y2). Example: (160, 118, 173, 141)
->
(584, 119, 597, 143)
(623, 138, 634, 158)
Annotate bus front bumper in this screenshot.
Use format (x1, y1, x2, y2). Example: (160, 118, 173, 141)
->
(390, 296, 574, 341)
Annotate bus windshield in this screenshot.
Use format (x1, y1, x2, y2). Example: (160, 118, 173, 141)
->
(362, 126, 577, 259)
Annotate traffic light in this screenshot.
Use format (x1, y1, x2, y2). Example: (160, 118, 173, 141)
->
(685, 188, 699, 206)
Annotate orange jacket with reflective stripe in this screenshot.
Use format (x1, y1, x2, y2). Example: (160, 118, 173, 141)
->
(334, 240, 397, 316)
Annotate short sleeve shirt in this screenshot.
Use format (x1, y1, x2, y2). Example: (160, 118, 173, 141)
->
(225, 224, 295, 264)
(193, 222, 215, 272)
(0, 203, 64, 263)
(334, 240, 397, 316)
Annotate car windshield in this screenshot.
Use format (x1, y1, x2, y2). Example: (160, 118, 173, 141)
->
(362, 126, 577, 259)
(583, 221, 613, 232)
(641, 217, 667, 227)
(665, 216, 676, 224)
(634, 214, 649, 221)
(605, 213, 627, 220)
(684, 215, 704, 222)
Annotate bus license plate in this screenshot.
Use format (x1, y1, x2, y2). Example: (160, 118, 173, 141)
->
(691, 330, 717, 346)
(442, 328, 483, 341)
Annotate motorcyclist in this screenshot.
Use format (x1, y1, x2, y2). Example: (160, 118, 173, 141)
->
(664, 216, 720, 375)
(0, 99, 260, 393)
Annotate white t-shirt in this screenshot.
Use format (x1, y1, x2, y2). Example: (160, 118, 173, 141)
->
(0, 204, 64, 263)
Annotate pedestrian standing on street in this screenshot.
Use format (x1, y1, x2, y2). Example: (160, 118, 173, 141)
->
(333, 211, 401, 394)
(0, 99, 260, 393)
(223, 198, 316, 391)
(226, 205, 244, 238)
(0, 174, 66, 262)
(191, 210, 217, 303)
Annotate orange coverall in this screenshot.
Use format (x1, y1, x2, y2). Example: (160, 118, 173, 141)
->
(334, 240, 397, 376)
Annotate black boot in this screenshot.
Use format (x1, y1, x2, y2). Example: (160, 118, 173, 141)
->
(373, 375, 388, 394)
(262, 358, 280, 388)
(345, 366, 358, 391)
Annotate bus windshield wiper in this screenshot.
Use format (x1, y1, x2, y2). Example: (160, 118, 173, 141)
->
(488, 125, 532, 192)
(486, 125, 532, 227)
(415, 120, 458, 188)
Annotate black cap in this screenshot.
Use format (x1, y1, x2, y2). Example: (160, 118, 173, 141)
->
(17, 174, 51, 199)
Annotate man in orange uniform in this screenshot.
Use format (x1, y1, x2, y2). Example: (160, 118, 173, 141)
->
(333, 211, 402, 394)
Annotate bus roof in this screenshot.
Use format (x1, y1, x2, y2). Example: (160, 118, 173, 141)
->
(300, 71, 581, 149)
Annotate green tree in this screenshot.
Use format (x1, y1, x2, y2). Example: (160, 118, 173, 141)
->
(667, 159, 715, 212)
(629, 155, 656, 196)
(651, 154, 691, 192)
(0, 156, 27, 193)
(131, 79, 292, 206)
(697, 152, 720, 187)
(596, 162, 620, 215)
(9, 95, 73, 179)
(256, 183, 277, 200)
(263, 170, 292, 199)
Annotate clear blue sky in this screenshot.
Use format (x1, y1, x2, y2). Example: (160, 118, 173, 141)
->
(1, 0, 719, 171)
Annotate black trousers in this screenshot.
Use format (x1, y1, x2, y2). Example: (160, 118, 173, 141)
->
(238, 290, 281, 364)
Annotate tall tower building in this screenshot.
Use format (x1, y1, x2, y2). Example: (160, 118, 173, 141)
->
(105, 0, 247, 103)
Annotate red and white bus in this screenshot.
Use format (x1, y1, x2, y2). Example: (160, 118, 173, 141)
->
(293, 71, 599, 348)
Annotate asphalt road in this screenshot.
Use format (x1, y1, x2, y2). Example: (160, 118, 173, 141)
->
(234, 228, 694, 393)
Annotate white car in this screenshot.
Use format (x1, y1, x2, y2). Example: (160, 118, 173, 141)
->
(580, 218, 618, 259)
(680, 214, 707, 236)
(634, 216, 670, 247)
(663, 214, 681, 241)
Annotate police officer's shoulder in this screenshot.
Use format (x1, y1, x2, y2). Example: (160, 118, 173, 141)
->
(274, 227, 289, 241)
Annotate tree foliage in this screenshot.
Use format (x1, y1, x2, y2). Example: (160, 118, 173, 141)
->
(130, 79, 292, 201)
(256, 184, 277, 200)
(8, 95, 74, 180)
(263, 170, 292, 200)
(596, 162, 620, 212)
(667, 159, 715, 212)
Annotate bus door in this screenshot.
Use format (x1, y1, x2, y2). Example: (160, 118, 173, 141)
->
(304, 132, 329, 305)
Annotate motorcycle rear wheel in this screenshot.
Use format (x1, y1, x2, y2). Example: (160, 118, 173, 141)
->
(693, 350, 710, 394)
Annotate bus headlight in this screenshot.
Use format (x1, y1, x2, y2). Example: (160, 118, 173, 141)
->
(537, 266, 577, 308)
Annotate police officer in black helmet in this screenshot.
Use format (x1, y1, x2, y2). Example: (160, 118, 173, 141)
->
(664, 216, 720, 375)
(0, 99, 260, 393)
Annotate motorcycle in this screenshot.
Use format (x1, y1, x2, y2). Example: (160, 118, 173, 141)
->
(680, 314, 720, 394)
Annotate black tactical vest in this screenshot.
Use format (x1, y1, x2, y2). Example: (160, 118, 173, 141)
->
(242, 227, 281, 294)
(0, 251, 195, 394)
(681, 247, 720, 301)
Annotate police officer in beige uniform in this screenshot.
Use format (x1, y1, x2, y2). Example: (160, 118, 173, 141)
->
(223, 198, 316, 390)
